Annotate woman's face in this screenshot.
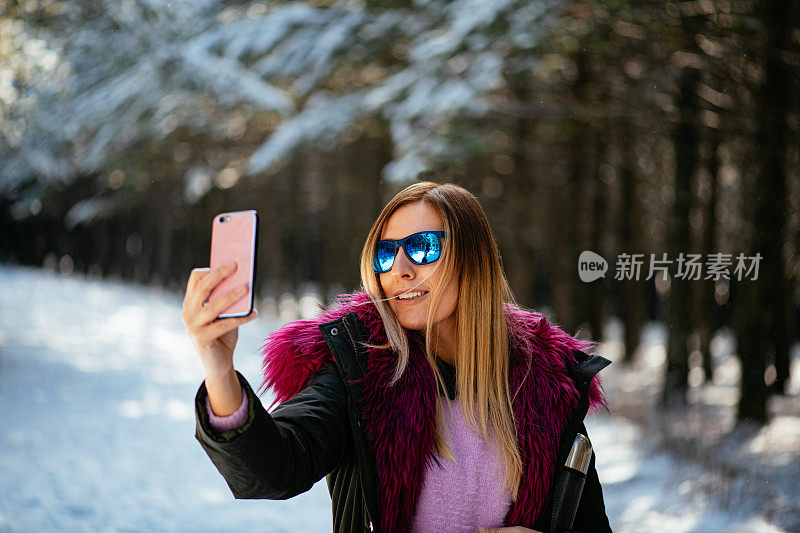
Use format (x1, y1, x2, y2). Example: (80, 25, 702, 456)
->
(378, 201, 458, 333)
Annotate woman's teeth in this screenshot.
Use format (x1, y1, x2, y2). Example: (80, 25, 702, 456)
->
(398, 291, 425, 300)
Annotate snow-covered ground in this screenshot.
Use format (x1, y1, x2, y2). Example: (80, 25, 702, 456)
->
(0, 264, 787, 532)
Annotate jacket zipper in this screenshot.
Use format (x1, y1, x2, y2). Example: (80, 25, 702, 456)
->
(342, 314, 366, 373)
(338, 315, 376, 532)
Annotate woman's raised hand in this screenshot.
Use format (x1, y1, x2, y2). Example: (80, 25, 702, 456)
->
(182, 261, 258, 380)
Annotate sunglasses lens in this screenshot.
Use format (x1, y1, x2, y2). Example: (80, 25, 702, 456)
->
(407, 232, 441, 265)
(374, 232, 444, 272)
(374, 241, 397, 273)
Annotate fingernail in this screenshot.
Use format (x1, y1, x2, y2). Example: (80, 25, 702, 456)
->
(223, 260, 235, 269)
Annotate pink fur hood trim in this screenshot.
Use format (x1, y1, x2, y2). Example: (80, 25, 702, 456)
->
(258, 291, 608, 530)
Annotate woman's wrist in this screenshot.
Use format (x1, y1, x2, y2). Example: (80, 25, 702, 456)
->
(203, 360, 236, 382)
(206, 387, 249, 430)
(204, 366, 243, 416)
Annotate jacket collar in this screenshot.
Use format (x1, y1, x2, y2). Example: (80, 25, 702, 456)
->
(259, 291, 607, 530)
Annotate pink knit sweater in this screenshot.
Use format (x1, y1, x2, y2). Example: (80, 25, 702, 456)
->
(408, 396, 512, 531)
(206, 391, 512, 531)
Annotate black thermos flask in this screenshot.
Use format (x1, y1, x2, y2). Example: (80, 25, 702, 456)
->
(550, 433, 593, 533)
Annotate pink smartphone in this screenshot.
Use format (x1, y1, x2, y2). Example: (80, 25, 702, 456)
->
(208, 210, 259, 318)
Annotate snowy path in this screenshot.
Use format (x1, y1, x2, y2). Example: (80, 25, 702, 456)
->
(0, 265, 784, 532)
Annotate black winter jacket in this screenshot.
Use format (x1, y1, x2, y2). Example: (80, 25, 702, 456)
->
(195, 311, 613, 533)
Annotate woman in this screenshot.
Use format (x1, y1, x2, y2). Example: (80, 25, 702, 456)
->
(183, 182, 612, 532)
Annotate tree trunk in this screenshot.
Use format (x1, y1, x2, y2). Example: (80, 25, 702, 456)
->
(736, 0, 792, 421)
(768, 0, 798, 399)
(618, 125, 643, 363)
(587, 128, 607, 343)
(504, 74, 536, 309)
(696, 127, 720, 383)
(553, 48, 591, 334)
(662, 26, 701, 408)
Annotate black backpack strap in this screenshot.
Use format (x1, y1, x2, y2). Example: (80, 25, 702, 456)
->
(535, 349, 611, 532)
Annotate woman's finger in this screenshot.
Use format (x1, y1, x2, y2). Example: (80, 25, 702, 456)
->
(201, 309, 258, 342)
(197, 285, 249, 324)
(183, 268, 210, 305)
(189, 267, 211, 286)
(183, 269, 211, 327)
(183, 268, 242, 329)
(192, 261, 237, 308)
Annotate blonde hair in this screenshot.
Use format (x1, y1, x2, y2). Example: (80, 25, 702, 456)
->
(358, 182, 523, 501)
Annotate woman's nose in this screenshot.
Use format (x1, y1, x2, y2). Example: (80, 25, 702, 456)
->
(393, 246, 415, 278)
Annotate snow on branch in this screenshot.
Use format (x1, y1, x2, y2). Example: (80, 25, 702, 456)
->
(2, 0, 561, 190)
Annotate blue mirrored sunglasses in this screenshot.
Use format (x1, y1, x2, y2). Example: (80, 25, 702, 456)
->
(373, 231, 446, 273)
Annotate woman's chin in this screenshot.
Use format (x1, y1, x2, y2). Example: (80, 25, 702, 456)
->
(397, 321, 425, 331)
(394, 313, 427, 331)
